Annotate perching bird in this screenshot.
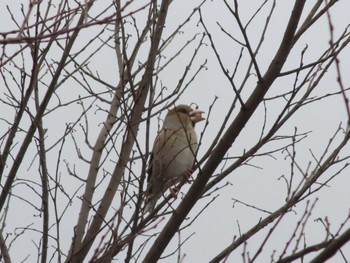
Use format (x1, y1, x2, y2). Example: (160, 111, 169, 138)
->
(145, 104, 205, 212)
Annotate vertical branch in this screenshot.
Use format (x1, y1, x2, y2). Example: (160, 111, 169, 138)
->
(67, 0, 172, 262)
(67, 0, 150, 257)
(325, 0, 350, 124)
(68, 80, 124, 255)
(36, 111, 49, 263)
(32, 3, 49, 263)
(0, 48, 37, 183)
(0, 232, 11, 263)
(34, 71, 49, 263)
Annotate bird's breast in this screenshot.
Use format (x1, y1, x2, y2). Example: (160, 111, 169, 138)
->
(156, 128, 198, 180)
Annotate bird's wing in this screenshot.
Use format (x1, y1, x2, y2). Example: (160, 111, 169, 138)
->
(146, 127, 167, 194)
(146, 151, 153, 184)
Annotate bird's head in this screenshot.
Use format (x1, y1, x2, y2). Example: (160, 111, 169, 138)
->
(167, 104, 205, 128)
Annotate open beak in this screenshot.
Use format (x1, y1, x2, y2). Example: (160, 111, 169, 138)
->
(189, 109, 205, 123)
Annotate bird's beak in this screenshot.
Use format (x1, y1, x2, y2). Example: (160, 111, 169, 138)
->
(189, 109, 205, 123)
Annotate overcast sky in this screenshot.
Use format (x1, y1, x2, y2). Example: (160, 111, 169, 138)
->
(1, 0, 350, 262)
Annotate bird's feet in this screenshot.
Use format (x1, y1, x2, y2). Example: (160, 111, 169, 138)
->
(184, 169, 194, 181)
(169, 187, 179, 198)
(168, 169, 194, 199)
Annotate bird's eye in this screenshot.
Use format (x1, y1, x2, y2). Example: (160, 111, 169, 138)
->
(177, 108, 189, 114)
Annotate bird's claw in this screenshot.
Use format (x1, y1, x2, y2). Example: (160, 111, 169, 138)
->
(170, 187, 178, 198)
(184, 169, 193, 181)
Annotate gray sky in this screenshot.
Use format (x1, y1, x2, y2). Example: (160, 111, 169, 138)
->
(1, 0, 350, 262)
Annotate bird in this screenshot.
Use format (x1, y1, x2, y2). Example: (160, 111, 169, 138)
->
(144, 104, 205, 213)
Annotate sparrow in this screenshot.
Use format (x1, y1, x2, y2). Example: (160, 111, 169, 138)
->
(145, 104, 205, 213)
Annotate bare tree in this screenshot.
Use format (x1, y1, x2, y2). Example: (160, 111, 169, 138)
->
(1, 0, 350, 262)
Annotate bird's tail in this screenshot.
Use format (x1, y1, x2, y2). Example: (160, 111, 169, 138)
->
(144, 195, 157, 213)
